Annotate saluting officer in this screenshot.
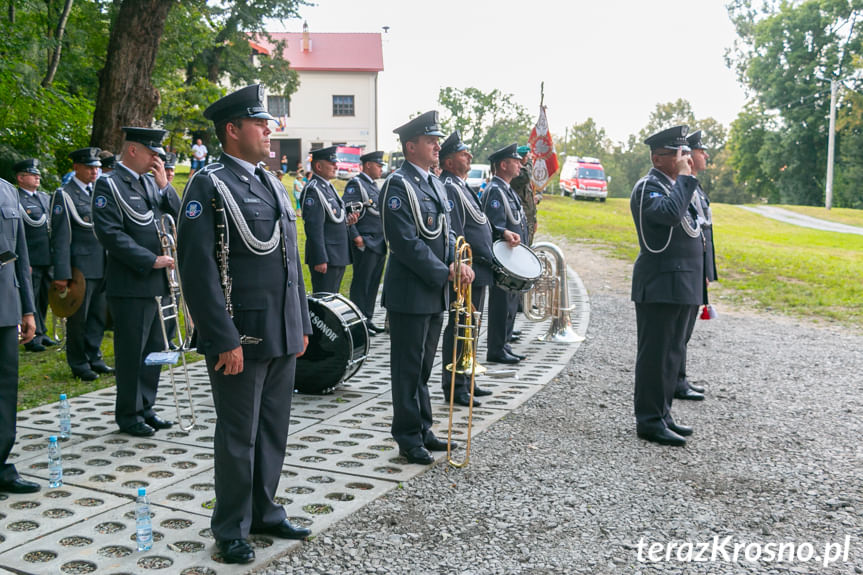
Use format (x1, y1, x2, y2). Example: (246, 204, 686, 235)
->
(14, 159, 56, 352)
(92, 127, 181, 437)
(301, 146, 357, 294)
(674, 129, 715, 401)
(343, 150, 387, 333)
(177, 85, 313, 565)
(482, 144, 530, 365)
(438, 131, 519, 406)
(630, 125, 703, 447)
(0, 177, 40, 495)
(382, 111, 474, 465)
(50, 148, 111, 381)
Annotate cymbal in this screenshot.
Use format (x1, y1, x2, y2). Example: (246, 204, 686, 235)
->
(49, 268, 86, 318)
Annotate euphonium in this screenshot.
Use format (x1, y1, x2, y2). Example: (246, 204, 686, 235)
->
(446, 236, 480, 468)
(152, 214, 198, 431)
(522, 242, 584, 343)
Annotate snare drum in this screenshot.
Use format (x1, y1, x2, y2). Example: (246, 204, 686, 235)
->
(295, 293, 369, 394)
(491, 241, 543, 292)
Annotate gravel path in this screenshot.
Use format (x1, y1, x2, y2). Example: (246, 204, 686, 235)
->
(260, 242, 863, 575)
(740, 206, 863, 235)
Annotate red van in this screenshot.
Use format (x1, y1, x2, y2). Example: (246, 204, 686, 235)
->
(335, 146, 362, 180)
(559, 156, 608, 201)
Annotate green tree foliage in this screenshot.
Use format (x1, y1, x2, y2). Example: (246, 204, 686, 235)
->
(437, 87, 533, 162)
(726, 0, 863, 207)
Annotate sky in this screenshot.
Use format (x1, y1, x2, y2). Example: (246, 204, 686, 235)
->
(270, 0, 751, 151)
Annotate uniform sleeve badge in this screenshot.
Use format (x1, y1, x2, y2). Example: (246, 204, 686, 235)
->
(649, 192, 663, 198)
(491, 199, 501, 208)
(94, 196, 107, 209)
(305, 196, 315, 207)
(388, 197, 401, 210)
(446, 199, 454, 212)
(185, 200, 203, 220)
(53, 204, 63, 215)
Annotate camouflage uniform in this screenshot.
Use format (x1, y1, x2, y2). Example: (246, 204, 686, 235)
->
(510, 159, 536, 244)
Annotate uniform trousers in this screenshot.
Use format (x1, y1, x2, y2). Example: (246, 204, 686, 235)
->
(0, 326, 20, 483)
(634, 302, 698, 433)
(65, 277, 107, 373)
(108, 297, 163, 429)
(206, 353, 296, 541)
(675, 305, 700, 393)
(389, 311, 444, 451)
(309, 266, 345, 294)
(487, 285, 518, 358)
(30, 265, 51, 337)
(441, 285, 486, 396)
(348, 246, 385, 321)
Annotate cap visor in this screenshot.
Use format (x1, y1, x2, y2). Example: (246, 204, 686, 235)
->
(250, 111, 276, 121)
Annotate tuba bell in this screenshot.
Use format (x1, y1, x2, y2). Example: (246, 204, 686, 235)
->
(522, 242, 584, 343)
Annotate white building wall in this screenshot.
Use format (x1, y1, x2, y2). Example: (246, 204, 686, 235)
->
(270, 70, 378, 154)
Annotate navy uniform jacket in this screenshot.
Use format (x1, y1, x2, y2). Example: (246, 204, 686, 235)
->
(482, 176, 529, 247)
(343, 173, 386, 255)
(91, 165, 181, 298)
(50, 180, 105, 280)
(177, 155, 311, 360)
(630, 168, 703, 305)
(441, 170, 502, 288)
(17, 188, 51, 267)
(300, 174, 351, 267)
(381, 163, 455, 314)
(0, 178, 35, 326)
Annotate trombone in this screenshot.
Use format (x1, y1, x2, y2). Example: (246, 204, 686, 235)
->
(446, 236, 480, 468)
(147, 214, 197, 431)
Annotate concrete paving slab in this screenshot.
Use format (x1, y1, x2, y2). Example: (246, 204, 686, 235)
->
(4, 429, 92, 471)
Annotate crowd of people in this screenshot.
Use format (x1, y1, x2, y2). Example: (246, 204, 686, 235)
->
(0, 84, 716, 564)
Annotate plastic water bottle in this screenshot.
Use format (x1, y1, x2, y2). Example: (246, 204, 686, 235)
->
(136, 487, 153, 551)
(58, 394, 71, 439)
(48, 436, 62, 488)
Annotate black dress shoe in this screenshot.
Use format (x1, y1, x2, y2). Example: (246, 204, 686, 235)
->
(504, 346, 526, 360)
(122, 422, 156, 437)
(91, 362, 115, 375)
(40, 336, 59, 347)
(674, 388, 705, 401)
(73, 369, 99, 381)
(366, 322, 384, 334)
(423, 435, 454, 452)
(24, 341, 47, 352)
(688, 382, 705, 393)
(145, 415, 174, 430)
(250, 518, 311, 540)
(511, 329, 522, 336)
(216, 539, 255, 564)
(399, 445, 434, 464)
(667, 422, 693, 437)
(508, 334, 521, 343)
(473, 386, 492, 397)
(0, 477, 41, 494)
(637, 428, 687, 447)
(447, 392, 480, 407)
(486, 351, 520, 364)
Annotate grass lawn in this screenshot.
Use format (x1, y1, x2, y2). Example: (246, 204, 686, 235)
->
(767, 204, 863, 228)
(539, 195, 863, 325)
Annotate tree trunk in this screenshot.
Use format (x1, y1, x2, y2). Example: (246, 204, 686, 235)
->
(41, 0, 74, 88)
(90, 0, 174, 151)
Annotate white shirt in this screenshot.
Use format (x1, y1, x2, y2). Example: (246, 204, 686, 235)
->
(72, 176, 93, 195)
(192, 143, 208, 160)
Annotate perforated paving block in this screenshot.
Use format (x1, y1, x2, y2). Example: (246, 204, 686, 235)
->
(5, 428, 92, 470)
(0, 503, 298, 575)
(16, 394, 117, 437)
(151, 463, 394, 537)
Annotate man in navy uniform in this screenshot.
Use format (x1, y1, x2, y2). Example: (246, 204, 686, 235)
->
(0, 177, 39, 494)
(50, 147, 111, 381)
(14, 159, 55, 352)
(482, 144, 530, 364)
(674, 129, 716, 402)
(630, 125, 703, 447)
(177, 84, 313, 565)
(92, 127, 181, 437)
(300, 146, 357, 294)
(163, 152, 177, 185)
(438, 131, 520, 406)
(382, 111, 474, 465)
(343, 150, 386, 333)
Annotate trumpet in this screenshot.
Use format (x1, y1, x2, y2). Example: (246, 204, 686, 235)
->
(446, 236, 480, 468)
(345, 198, 373, 217)
(522, 242, 584, 343)
(148, 214, 197, 431)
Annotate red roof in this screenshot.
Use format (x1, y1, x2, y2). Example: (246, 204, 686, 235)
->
(253, 32, 383, 73)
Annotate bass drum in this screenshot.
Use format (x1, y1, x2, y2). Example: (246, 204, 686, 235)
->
(491, 241, 543, 292)
(295, 293, 369, 394)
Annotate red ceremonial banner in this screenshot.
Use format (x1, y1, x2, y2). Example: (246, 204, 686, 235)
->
(529, 106, 559, 191)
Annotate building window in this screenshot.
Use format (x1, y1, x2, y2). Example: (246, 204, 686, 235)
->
(332, 95, 355, 117)
(269, 96, 290, 117)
